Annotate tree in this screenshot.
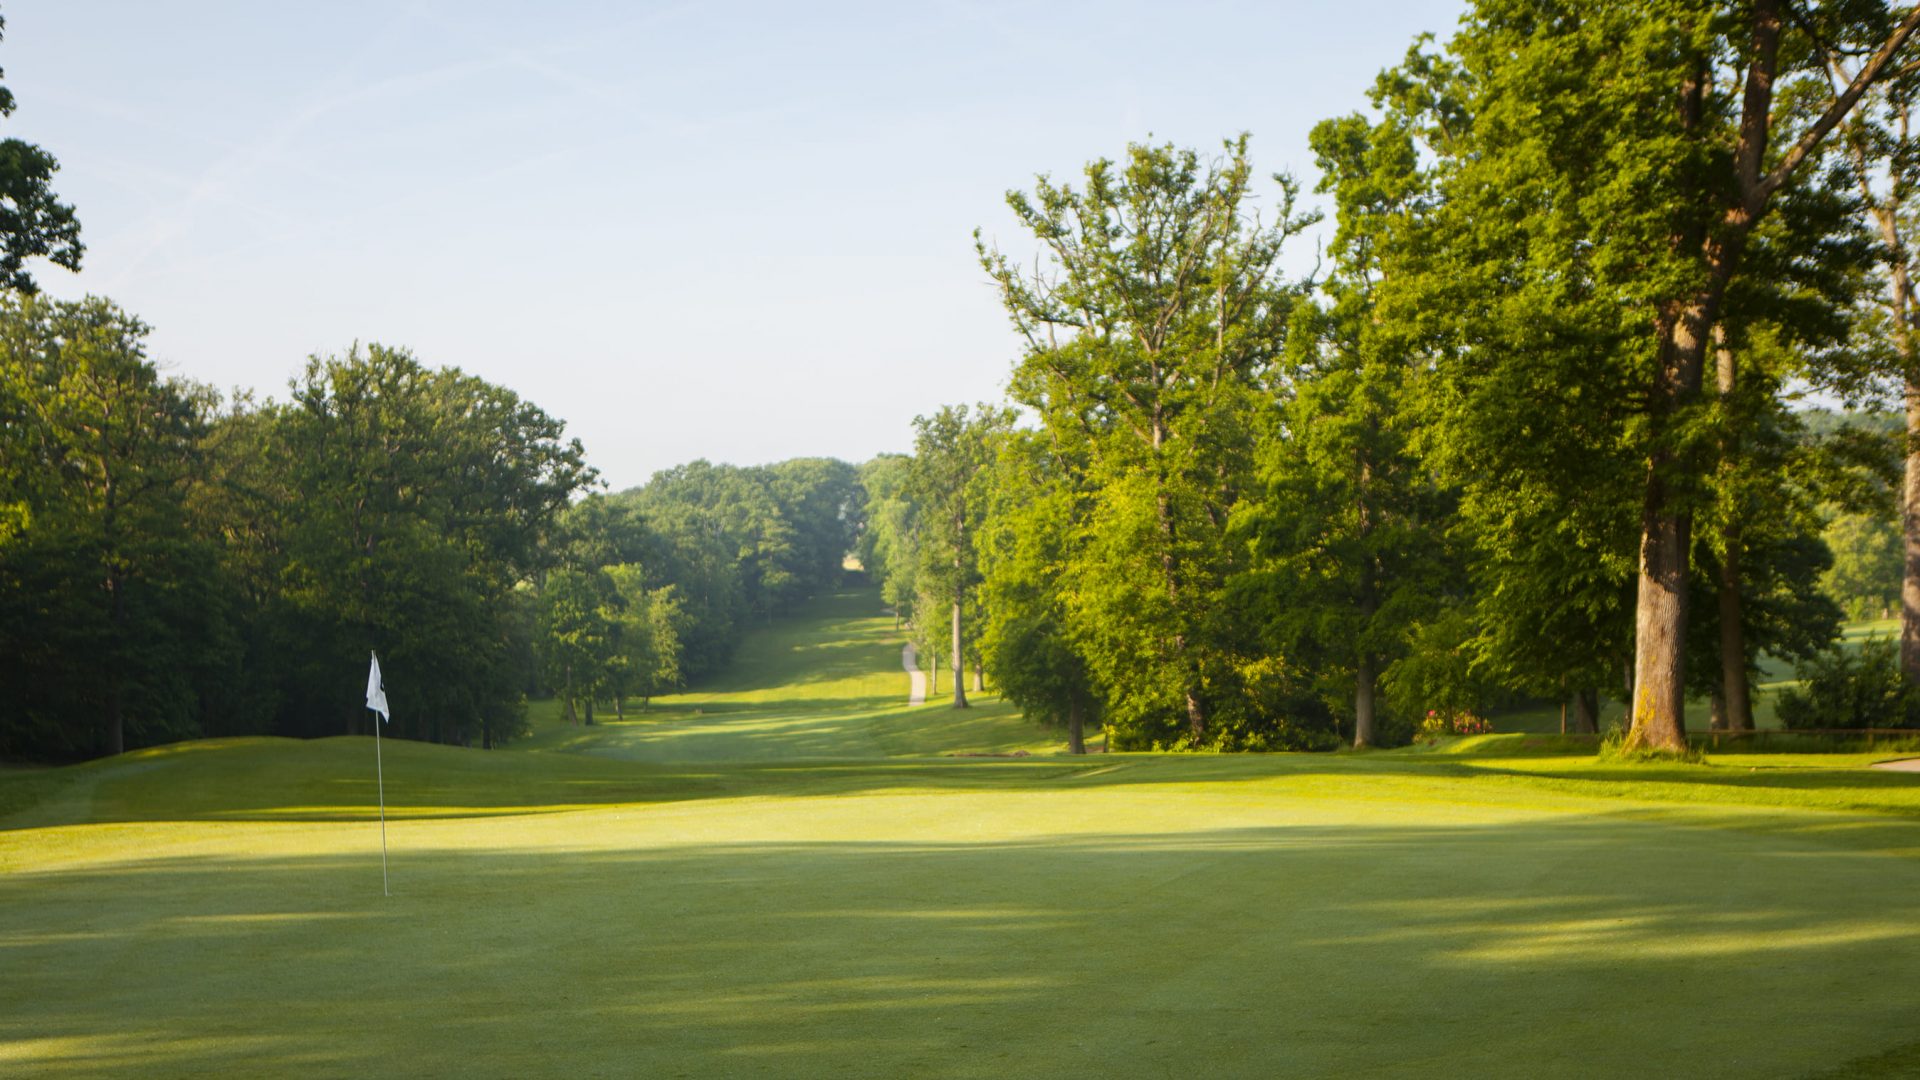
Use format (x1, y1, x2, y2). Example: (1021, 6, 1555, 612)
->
(267, 344, 592, 744)
(977, 427, 1099, 752)
(907, 404, 1009, 709)
(539, 567, 612, 724)
(604, 564, 684, 712)
(1236, 112, 1454, 748)
(978, 136, 1316, 747)
(1823, 511, 1902, 619)
(1390, 1, 1920, 753)
(766, 457, 862, 599)
(858, 453, 918, 625)
(0, 296, 219, 756)
(0, 14, 81, 294)
(1833, 61, 1920, 683)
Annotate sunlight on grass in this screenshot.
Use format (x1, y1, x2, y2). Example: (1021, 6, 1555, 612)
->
(11, 587, 1920, 1077)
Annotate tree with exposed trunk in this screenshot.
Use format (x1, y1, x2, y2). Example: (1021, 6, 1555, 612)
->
(1834, 59, 1920, 686)
(1387, 0, 1920, 754)
(906, 404, 1009, 710)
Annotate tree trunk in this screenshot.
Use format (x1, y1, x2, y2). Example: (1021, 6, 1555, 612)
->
(929, 649, 938, 696)
(615, 695, 624, 721)
(1620, 0, 1918, 749)
(565, 665, 577, 725)
(1353, 654, 1376, 749)
(1628, 293, 1714, 755)
(1716, 554, 1753, 731)
(1715, 326, 1755, 732)
(1153, 450, 1204, 741)
(951, 601, 968, 708)
(584, 696, 595, 726)
(1904, 370, 1920, 685)
(1573, 688, 1600, 734)
(1629, 485, 1692, 754)
(1067, 697, 1086, 755)
(105, 565, 127, 754)
(106, 683, 125, 756)
(973, 662, 984, 694)
(1626, 5, 1758, 756)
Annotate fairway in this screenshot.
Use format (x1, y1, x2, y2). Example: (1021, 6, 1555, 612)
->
(7, 588, 1920, 1078)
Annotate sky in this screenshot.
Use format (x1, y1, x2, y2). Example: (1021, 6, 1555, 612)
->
(7, 0, 1467, 491)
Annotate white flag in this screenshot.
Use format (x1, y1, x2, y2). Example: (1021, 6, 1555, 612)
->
(366, 652, 390, 722)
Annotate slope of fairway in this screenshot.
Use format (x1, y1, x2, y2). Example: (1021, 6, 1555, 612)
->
(11, 591, 1920, 1077)
(519, 585, 1065, 761)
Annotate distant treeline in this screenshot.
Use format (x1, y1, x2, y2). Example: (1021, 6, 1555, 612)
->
(0, 297, 862, 760)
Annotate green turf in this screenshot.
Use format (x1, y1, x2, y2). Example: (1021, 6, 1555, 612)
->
(7, 587, 1920, 1077)
(520, 588, 1059, 761)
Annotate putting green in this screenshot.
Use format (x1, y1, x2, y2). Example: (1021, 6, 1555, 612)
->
(5, 587, 1920, 1077)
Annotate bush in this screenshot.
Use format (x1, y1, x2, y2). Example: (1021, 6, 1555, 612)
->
(1415, 708, 1494, 742)
(1775, 636, 1918, 730)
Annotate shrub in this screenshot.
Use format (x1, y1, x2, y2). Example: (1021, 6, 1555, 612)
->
(1415, 708, 1494, 741)
(1775, 636, 1918, 730)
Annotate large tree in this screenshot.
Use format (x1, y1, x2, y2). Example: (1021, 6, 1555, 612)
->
(1393, 1, 1920, 753)
(1833, 60, 1920, 684)
(977, 427, 1099, 752)
(978, 136, 1315, 747)
(265, 344, 592, 744)
(1236, 113, 1454, 748)
(0, 297, 218, 756)
(0, 14, 80, 295)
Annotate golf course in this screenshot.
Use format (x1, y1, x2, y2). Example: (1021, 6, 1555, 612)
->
(4, 585, 1920, 1078)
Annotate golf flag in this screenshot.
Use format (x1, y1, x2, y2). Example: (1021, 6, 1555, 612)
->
(366, 652, 390, 722)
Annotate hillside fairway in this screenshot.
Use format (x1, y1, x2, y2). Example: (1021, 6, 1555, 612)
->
(6, 589, 1920, 1076)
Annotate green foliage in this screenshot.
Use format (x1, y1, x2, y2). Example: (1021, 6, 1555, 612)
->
(1382, 607, 1486, 726)
(857, 453, 917, 619)
(1776, 636, 1919, 730)
(0, 296, 223, 757)
(603, 565, 685, 709)
(1821, 512, 1901, 620)
(976, 429, 1100, 749)
(1233, 108, 1454, 748)
(0, 15, 81, 294)
(978, 135, 1317, 749)
(903, 403, 1009, 700)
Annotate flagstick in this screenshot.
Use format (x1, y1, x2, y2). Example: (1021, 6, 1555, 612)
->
(374, 709, 389, 897)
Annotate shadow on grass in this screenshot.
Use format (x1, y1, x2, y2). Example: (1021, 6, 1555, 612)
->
(17, 741, 1920, 868)
(6, 820, 1920, 1077)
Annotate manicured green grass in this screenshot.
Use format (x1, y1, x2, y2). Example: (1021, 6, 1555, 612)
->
(7, 587, 1920, 1077)
(521, 587, 1060, 761)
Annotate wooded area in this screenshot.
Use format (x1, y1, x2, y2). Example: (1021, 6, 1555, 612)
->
(870, 1, 1920, 752)
(13, 0, 1920, 760)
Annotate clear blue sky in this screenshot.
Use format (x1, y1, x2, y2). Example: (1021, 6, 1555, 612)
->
(10, 1, 1465, 490)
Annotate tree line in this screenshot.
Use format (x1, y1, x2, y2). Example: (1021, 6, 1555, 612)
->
(871, 1, 1920, 754)
(0, 299, 864, 759)
(17, 0, 1920, 761)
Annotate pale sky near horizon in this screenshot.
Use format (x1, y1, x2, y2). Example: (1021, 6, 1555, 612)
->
(8, 1, 1466, 491)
